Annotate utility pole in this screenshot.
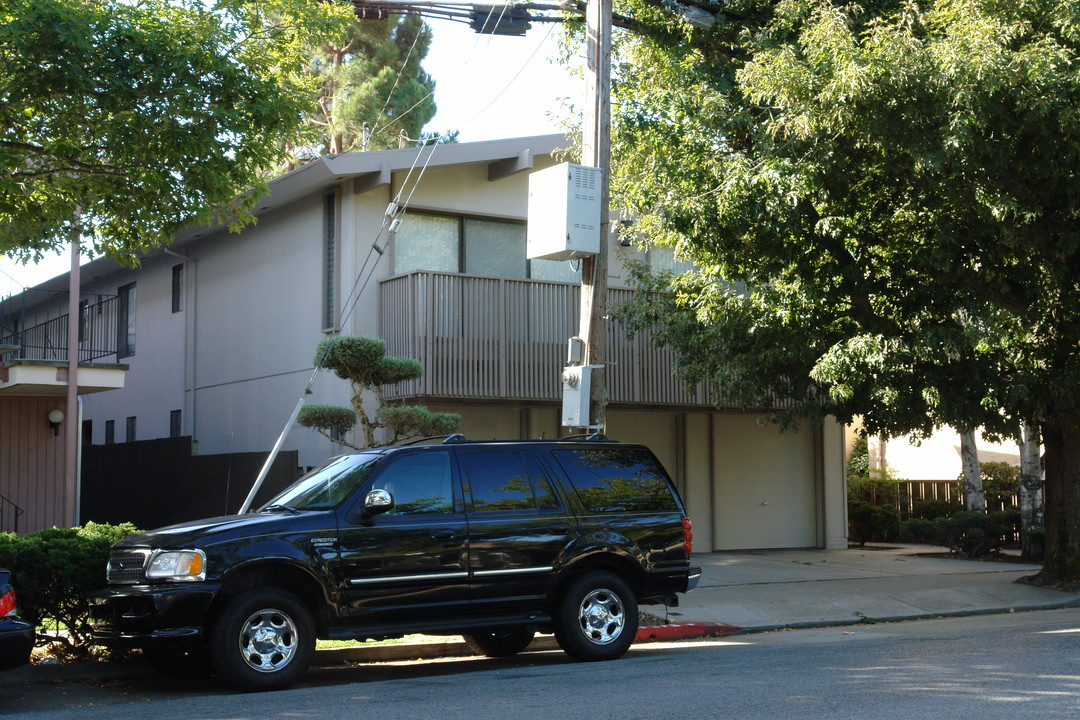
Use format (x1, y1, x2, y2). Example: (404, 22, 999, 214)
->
(579, 0, 612, 430)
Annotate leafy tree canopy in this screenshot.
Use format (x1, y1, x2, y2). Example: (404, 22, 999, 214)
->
(610, 0, 1080, 580)
(0, 0, 351, 263)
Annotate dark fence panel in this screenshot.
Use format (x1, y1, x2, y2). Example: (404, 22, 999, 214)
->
(81, 437, 302, 530)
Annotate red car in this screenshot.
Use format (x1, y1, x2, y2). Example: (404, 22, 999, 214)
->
(0, 569, 34, 671)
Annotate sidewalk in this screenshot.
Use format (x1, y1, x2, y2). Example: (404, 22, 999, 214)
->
(4, 545, 1079, 687)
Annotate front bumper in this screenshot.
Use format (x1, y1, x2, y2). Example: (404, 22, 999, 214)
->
(88, 583, 220, 647)
(0, 618, 35, 671)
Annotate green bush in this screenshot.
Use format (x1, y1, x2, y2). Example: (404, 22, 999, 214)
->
(849, 499, 900, 546)
(900, 510, 1018, 558)
(0, 522, 139, 657)
(909, 498, 960, 520)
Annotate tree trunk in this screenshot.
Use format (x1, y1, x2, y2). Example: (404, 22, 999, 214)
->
(960, 429, 985, 512)
(1019, 422, 1044, 560)
(1037, 413, 1080, 584)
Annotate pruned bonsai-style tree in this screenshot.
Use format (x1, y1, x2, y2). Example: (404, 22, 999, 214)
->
(297, 335, 459, 449)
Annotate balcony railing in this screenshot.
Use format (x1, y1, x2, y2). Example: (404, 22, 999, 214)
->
(0, 294, 119, 362)
(379, 271, 717, 407)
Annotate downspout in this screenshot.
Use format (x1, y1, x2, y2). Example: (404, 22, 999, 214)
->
(164, 248, 197, 448)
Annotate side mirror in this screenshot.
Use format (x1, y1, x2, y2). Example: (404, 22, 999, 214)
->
(363, 489, 394, 517)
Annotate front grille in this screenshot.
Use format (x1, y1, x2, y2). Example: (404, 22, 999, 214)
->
(107, 549, 151, 584)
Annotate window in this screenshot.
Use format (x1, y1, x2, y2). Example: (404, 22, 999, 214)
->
(648, 246, 696, 275)
(171, 264, 184, 313)
(170, 410, 182, 438)
(462, 451, 560, 513)
(117, 282, 136, 358)
(371, 452, 454, 515)
(394, 212, 580, 282)
(82, 420, 92, 446)
(104, 420, 115, 445)
(551, 448, 679, 513)
(125, 416, 136, 443)
(323, 193, 338, 331)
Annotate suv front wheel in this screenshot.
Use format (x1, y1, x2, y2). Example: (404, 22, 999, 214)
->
(553, 571, 638, 662)
(210, 588, 315, 691)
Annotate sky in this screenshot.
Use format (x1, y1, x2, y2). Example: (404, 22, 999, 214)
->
(0, 17, 581, 297)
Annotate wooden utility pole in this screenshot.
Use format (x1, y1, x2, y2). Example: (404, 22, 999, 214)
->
(579, 0, 612, 430)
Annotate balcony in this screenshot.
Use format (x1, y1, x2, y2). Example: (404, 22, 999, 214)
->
(379, 271, 717, 407)
(0, 290, 127, 396)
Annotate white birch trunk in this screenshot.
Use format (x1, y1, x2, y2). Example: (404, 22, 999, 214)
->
(1019, 422, 1044, 558)
(960, 429, 985, 512)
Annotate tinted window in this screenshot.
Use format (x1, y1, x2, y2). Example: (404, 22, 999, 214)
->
(266, 453, 380, 510)
(463, 451, 536, 512)
(372, 452, 454, 515)
(552, 448, 679, 513)
(524, 454, 560, 510)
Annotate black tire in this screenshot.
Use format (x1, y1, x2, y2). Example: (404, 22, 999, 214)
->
(142, 644, 214, 679)
(463, 629, 536, 657)
(209, 588, 315, 692)
(553, 571, 638, 662)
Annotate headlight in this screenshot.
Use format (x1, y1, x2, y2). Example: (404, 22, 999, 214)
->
(145, 549, 206, 582)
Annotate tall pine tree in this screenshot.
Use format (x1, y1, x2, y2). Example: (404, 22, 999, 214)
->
(290, 13, 439, 162)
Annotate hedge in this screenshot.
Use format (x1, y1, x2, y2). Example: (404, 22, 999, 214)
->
(0, 522, 139, 657)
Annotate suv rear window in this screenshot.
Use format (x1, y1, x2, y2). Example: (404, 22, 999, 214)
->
(551, 448, 679, 513)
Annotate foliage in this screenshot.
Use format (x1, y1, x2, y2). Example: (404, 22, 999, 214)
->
(317, 335, 388, 386)
(847, 434, 869, 479)
(975, 461, 1021, 499)
(901, 510, 1020, 559)
(909, 498, 960, 521)
(290, 12, 439, 160)
(0, 522, 139, 657)
(296, 405, 357, 436)
(301, 335, 459, 448)
(610, 0, 1080, 581)
(847, 472, 901, 545)
(0, 0, 351, 263)
(376, 406, 460, 442)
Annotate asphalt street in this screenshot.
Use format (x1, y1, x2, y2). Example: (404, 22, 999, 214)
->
(4, 607, 1080, 720)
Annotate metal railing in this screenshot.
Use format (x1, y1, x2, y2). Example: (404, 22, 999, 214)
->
(379, 271, 722, 407)
(0, 295, 119, 362)
(0, 493, 22, 534)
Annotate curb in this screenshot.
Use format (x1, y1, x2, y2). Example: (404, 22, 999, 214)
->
(634, 622, 739, 642)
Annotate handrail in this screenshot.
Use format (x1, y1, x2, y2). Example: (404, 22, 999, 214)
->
(0, 493, 23, 535)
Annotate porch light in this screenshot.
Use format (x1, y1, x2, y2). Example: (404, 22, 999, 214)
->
(48, 409, 64, 436)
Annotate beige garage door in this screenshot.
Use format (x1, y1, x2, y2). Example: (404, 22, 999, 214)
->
(712, 415, 817, 550)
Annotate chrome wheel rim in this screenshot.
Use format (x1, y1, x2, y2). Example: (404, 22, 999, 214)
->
(577, 588, 625, 645)
(238, 608, 298, 673)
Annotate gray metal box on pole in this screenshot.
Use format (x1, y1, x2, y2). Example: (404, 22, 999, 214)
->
(527, 163, 602, 261)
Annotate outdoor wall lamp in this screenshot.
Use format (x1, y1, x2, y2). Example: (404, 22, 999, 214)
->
(48, 409, 64, 436)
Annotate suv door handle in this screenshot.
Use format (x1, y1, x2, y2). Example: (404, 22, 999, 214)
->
(549, 525, 570, 535)
(430, 529, 454, 540)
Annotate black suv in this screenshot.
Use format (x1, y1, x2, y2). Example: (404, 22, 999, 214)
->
(90, 435, 700, 691)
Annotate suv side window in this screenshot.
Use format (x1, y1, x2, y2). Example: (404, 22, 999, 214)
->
(371, 451, 455, 515)
(462, 450, 561, 513)
(551, 447, 679, 513)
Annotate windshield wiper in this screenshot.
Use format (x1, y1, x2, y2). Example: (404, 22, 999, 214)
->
(260, 504, 301, 515)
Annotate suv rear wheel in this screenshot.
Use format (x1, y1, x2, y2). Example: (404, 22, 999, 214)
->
(210, 588, 315, 691)
(553, 571, 638, 661)
(463, 629, 536, 657)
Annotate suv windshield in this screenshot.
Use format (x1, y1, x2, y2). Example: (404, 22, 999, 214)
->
(261, 453, 381, 511)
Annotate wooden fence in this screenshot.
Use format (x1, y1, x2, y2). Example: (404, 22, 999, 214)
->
(862, 479, 1021, 517)
(81, 437, 303, 531)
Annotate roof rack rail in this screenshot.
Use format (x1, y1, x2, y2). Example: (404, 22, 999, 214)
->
(396, 434, 470, 447)
(557, 432, 613, 442)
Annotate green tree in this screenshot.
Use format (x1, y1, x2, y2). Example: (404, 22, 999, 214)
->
(298, 336, 459, 448)
(291, 13, 439, 160)
(0, 0, 351, 263)
(610, 0, 1080, 582)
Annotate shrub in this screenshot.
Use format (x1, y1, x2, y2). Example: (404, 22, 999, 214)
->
(849, 500, 900, 546)
(0, 522, 139, 657)
(909, 498, 959, 521)
(900, 510, 1018, 558)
